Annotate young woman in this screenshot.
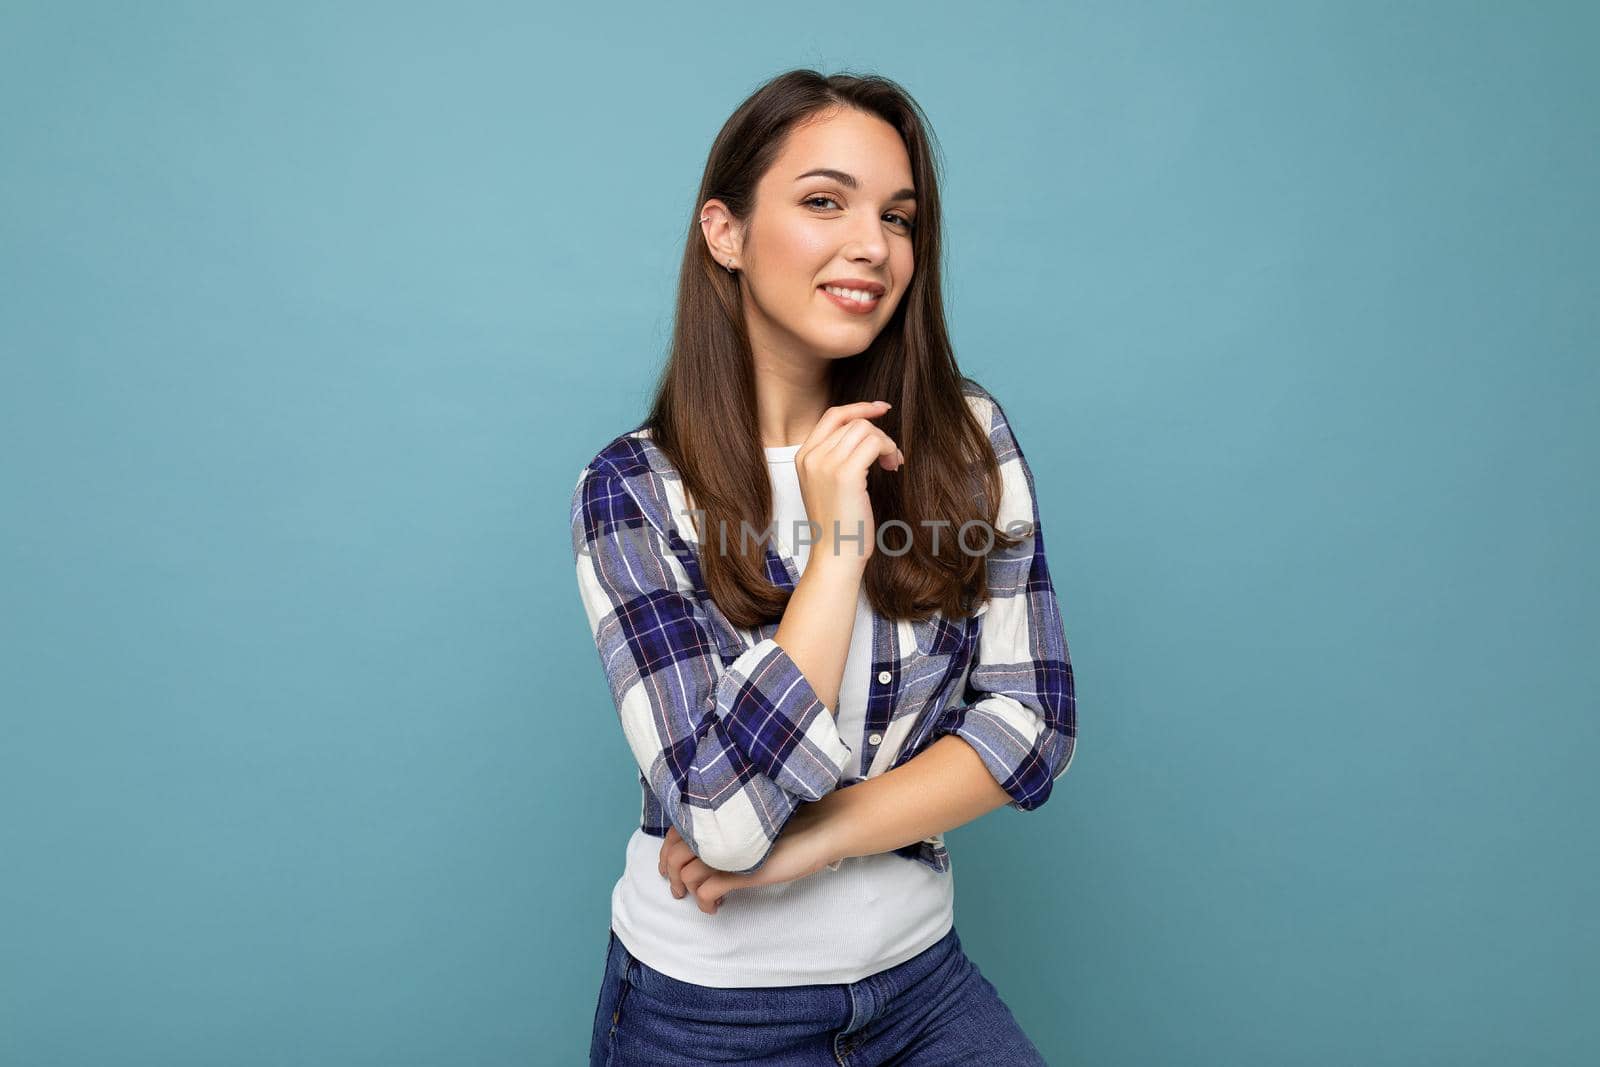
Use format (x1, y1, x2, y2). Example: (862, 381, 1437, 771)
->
(570, 69, 1076, 1065)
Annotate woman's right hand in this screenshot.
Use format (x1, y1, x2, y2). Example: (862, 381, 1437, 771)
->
(794, 400, 904, 569)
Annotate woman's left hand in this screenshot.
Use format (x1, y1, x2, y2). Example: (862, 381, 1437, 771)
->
(658, 801, 844, 915)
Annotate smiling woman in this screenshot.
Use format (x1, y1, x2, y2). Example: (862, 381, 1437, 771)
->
(572, 67, 1072, 1067)
(699, 106, 921, 378)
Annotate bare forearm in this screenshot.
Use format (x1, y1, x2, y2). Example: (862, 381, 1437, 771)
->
(814, 734, 1012, 861)
(773, 555, 864, 715)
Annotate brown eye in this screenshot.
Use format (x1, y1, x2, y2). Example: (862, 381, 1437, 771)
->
(807, 196, 915, 232)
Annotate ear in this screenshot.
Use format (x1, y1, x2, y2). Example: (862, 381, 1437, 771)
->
(699, 200, 743, 271)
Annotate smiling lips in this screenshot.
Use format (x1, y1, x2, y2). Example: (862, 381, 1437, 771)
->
(819, 281, 884, 314)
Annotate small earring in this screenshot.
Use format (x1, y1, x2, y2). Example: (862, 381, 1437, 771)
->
(701, 215, 734, 273)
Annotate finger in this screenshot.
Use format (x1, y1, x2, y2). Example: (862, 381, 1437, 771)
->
(846, 430, 902, 474)
(814, 419, 875, 465)
(659, 826, 680, 878)
(666, 841, 695, 899)
(822, 419, 897, 466)
(680, 860, 716, 911)
(691, 872, 726, 915)
(680, 858, 718, 889)
(867, 428, 904, 471)
(819, 419, 870, 463)
(862, 427, 903, 471)
(803, 402, 891, 453)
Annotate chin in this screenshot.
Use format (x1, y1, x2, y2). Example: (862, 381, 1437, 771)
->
(807, 332, 877, 360)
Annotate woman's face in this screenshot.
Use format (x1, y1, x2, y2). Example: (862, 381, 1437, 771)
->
(709, 107, 917, 364)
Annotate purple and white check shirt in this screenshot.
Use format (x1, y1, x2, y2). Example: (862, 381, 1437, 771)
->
(569, 378, 1076, 876)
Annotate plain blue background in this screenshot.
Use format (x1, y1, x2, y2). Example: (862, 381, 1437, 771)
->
(2, 2, 1595, 1064)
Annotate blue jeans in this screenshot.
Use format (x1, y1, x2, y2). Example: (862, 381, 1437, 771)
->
(588, 925, 1050, 1065)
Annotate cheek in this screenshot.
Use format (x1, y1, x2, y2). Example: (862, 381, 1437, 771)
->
(760, 233, 832, 313)
(784, 223, 835, 267)
(757, 214, 830, 267)
(892, 247, 915, 295)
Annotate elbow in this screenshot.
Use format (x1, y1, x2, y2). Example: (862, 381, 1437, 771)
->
(1010, 729, 1075, 812)
(939, 694, 1073, 814)
(1006, 776, 1054, 813)
(682, 818, 776, 875)
(721, 848, 774, 876)
(1052, 729, 1076, 783)
(694, 838, 773, 875)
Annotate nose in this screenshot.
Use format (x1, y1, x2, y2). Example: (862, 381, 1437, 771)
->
(845, 215, 890, 266)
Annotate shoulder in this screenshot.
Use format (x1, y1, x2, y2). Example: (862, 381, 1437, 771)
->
(569, 425, 693, 548)
(959, 375, 1025, 464)
(958, 376, 1040, 531)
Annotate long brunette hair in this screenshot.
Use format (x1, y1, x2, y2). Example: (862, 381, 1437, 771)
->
(645, 69, 1023, 630)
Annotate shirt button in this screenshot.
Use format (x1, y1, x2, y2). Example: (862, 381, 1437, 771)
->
(868, 732, 883, 745)
(877, 670, 892, 684)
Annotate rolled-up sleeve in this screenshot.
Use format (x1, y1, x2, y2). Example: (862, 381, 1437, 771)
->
(571, 463, 853, 873)
(931, 396, 1077, 812)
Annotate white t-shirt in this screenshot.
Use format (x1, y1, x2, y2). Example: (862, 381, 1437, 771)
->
(607, 443, 954, 987)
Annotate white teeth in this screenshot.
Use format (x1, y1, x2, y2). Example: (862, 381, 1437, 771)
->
(823, 285, 879, 303)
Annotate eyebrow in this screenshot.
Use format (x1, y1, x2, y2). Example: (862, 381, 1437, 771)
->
(793, 168, 916, 204)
